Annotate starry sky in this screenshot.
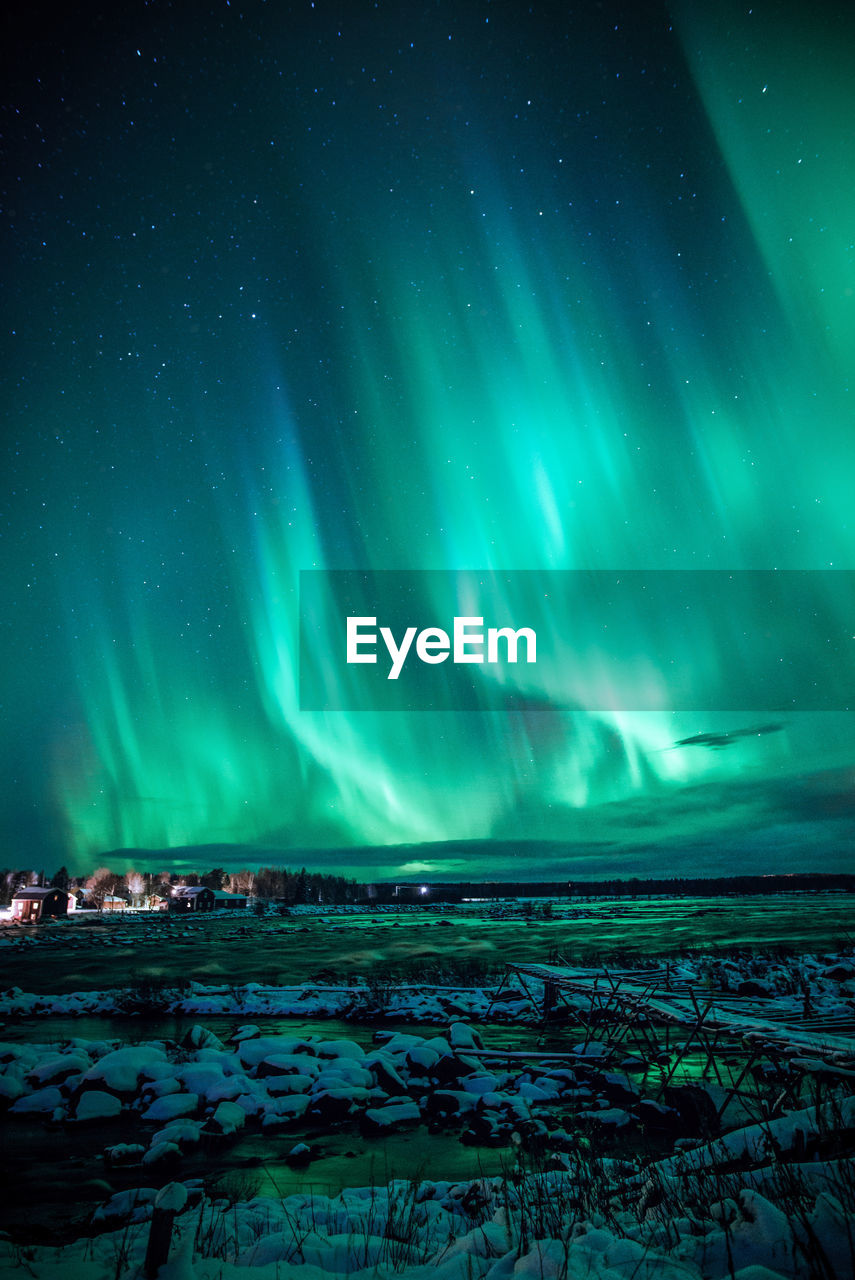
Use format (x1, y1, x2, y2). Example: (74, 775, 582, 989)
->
(2, 0, 854, 881)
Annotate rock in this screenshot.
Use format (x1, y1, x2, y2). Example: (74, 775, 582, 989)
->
(210, 1100, 246, 1135)
(316, 1064, 374, 1090)
(141, 1093, 199, 1123)
(635, 1098, 680, 1134)
(424, 1089, 479, 1120)
(736, 980, 772, 998)
(823, 962, 855, 981)
(256, 1054, 321, 1079)
(459, 1073, 502, 1096)
(151, 1119, 204, 1150)
(285, 1142, 314, 1167)
(264, 1072, 316, 1096)
(460, 1112, 512, 1147)
(360, 1100, 421, 1135)
(104, 1143, 146, 1166)
(140, 1077, 182, 1100)
(28, 1052, 92, 1086)
(544, 1127, 577, 1152)
(93, 1188, 157, 1223)
(405, 1045, 442, 1076)
(10, 1086, 64, 1115)
(431, 1052, 482, 1086)
(315, 1039, 365, 1060)
(602, 1072, 640, 1106)
(230, 1025, 260, 1042)
(542, 1067, 577, 1090)
(155, 1181, 188, 1213)
(571, 1040, 611, 1059)
(173, 1064, 228, 1098)
(578, 1106, 633, 1130)
(619, 1056, 650, 1074)
(307, 1089, 358, 1125)
(662, 1084, 720, 1138)
(423, 1036, 453, 1057)
(517, 1080, 557, 1102)
(0, 1075, 25, 1105)
(261, 1095, 310, 1128)
(82, 1046, 167, 1095)
(448, 1022, 484, 1051)
(181, 1025, 224, 1051)
(236, 1037, 313, 1069)
(142, 1141, 181, 1168)
(365, 1054, 408, 1096)
(75, 1090, 123, 1122)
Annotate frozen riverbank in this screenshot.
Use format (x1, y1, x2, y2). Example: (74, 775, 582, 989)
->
(2, 945, 853, 1277)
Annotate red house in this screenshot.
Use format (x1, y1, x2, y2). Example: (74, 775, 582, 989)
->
(12, 888, 72, 923)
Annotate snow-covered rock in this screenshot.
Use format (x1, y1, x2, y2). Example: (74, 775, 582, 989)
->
(28, 1051, 91, 1085)
(10, 1085, 64, 1114)
(75, 1090, 123, 1122)
(104, 1143, 145, 1165)
(210, 1100, 246, 1134)
(82, 1045, 166, 1094)
(141, 1141, 181, 1167)
(360, 1100, 421, 1134)
(141, 1092, 199, 1122)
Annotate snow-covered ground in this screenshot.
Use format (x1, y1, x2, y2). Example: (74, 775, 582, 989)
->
(1, 947, 853, 1278)
(2, 1146, 854, 1278)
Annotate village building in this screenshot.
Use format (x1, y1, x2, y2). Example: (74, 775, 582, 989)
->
(169, 885, 215, 912)
(169, 886, 249, 912)
(212, 890, 248, 910)
(11, 887, 74, 923)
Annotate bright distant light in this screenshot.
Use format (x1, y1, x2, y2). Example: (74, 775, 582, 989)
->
(419, 885, 429, 895)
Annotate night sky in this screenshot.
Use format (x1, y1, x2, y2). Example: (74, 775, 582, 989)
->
(3, 0, 854, 881)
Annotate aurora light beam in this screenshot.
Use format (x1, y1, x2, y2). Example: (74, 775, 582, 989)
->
(2, 0, 854, 879)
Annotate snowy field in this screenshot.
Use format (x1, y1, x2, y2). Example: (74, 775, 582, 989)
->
(3, 893, 855, 995)
(1, 895, 854, 1278)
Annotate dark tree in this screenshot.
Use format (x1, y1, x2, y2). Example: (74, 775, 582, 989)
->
(51, 866, 71, 890)
(293, 867, 309, 905)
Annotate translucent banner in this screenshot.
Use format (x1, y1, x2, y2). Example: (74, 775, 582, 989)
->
(299, 570, 855, 712)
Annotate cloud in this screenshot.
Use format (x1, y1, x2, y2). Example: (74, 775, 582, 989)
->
(672, 723, 785, 750)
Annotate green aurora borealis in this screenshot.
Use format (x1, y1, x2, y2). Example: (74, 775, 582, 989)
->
(2, 0, 854, 880)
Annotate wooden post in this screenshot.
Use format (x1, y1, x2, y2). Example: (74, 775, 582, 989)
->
(144, 1182, 188, 1278)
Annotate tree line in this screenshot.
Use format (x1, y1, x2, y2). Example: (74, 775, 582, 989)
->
(0, 865, 359, 909)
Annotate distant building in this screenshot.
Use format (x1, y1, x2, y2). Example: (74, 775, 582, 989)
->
(101, 893, 128, 912)
(212, 890, 248, 910)
(169, 885, 215, 912)
(12, 888, 73, 923)
(169, 886, 248, 912)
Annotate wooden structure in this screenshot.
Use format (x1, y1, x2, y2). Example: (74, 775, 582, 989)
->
(169, 886, 247, 912)
(11, 887, 72, 923)
(169, 885, 216, 912)
(101, 893, 128, 912)
(489, 961, 855, 1114)
(212, 890, 248, 909)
